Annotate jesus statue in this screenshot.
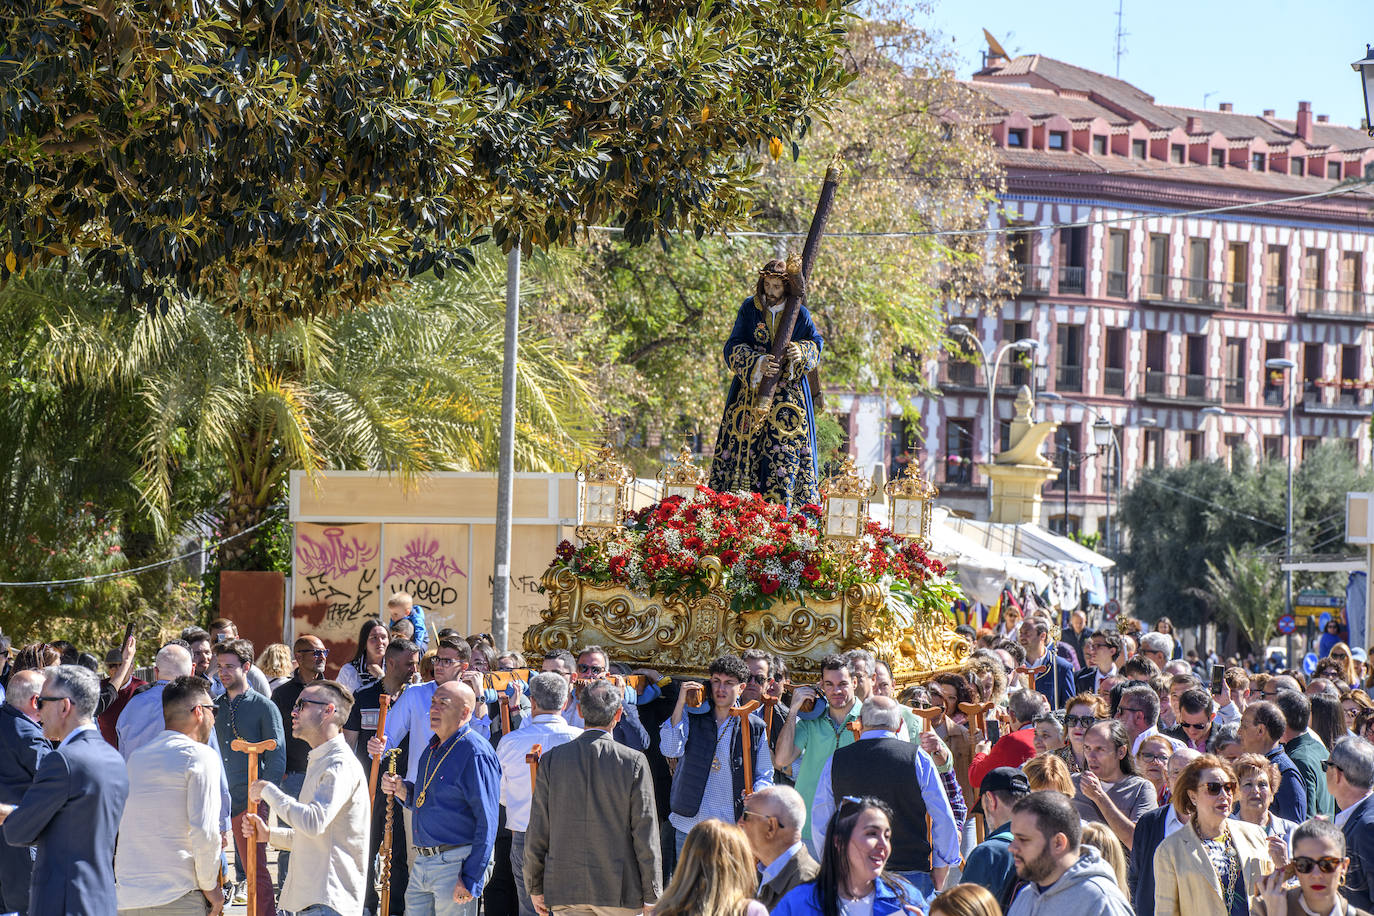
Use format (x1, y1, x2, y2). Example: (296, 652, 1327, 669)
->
(706, 258, 824, 509)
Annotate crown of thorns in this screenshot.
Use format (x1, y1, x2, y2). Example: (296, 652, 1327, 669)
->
(758, 263, 790, 280)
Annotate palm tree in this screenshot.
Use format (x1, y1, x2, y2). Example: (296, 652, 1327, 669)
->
(1198, 545, 1285, 656)
(27, 256, 595, 568)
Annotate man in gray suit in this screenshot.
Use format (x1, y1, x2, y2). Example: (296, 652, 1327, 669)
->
(526, 679, 661, 916)
(740, 786, 819, 910)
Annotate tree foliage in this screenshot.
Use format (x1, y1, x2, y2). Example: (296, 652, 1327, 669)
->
(525, 10, 1013, 450)
(1118, 443, 1374, 629)
(1199, 545, 1284, 656)
(1, 0, 858, 327)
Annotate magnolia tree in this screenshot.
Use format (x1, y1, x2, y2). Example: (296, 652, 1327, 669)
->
(0, 0, 858, 327)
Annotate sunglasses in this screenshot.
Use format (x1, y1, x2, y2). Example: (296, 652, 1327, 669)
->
(739, 809, 776, 825)
(1179, 721, 1210, 731)
(35, 695, 68, 708)
(195, 704, 217, 716)
(293, 697, 332, 712)
(1064, 715, 1098, 728)
(1332, 653, 1349, 660)
(1293, 856, 1343, 875)
(296, 648, 328, 658)
(744, 674, 770, 685)
(577, 664, 606, 675)
(1201, 780, 1237, 797)
(1323, 760, 1345, 774)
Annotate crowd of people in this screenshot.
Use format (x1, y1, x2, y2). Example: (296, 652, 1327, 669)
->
(1, 593, 1374, 916)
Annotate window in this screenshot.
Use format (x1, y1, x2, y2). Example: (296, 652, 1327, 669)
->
(1263, 436, 1283, 460)
(1104, 328, 1126, 395)
(1187, 237, 1211, 301)
(1226, 243, 1248, 306)
(1185, 334, 1208, 398)
(944, 419, 974, 485)
(1367, 163, 1374, 180)
(1302, 438, 1322, 463)
(1056, 323, 1084, 392)
(1106, 230, 1128, 297)
(1093, 135, 1108, 155)
(1058, 227, 1087, 294)
(1211, 149, 1226, 168)
(1132, 139, 1147, 159)
(1264, 245, 1287, 312)
(1253, 152, 1266, 171)
(1170, 144, 1185, 164)
(1144, 330, 1167, 395)
(1264, 341, 1285, 406)
(1303, 248, 1326, 305)
(1048, 131, 1067, 150)
(944, 318, 978, 386)
(1328, 162, 1342, 180)
(1002, 319, 1034, 388)
(1144, 429, 1163, 468)
(1292, 157, 1305, 176)
(1007, 128, 1026, 147)
(1184, 432, 1203, 462)
(1224, 434, 1243, 469)
(1340, 251, 1364, 292)
(1048, 515, 1082, 537)
(1051, 426, 1081, 490)
(1224, 338, 1246, 404)
(1147, 233, 1169, 296)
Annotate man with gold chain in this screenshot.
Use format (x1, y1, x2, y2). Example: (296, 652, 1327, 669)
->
(382, 680, 500, 916)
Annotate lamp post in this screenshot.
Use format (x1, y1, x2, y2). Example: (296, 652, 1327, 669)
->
(1037, 392, 1123, 599)
(1354, 45, 1374, 137)
(947, 325, 1040, 518)
(1266, 356, 1297, 664)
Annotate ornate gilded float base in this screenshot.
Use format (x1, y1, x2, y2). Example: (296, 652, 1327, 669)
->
(526, 564, 968, 686)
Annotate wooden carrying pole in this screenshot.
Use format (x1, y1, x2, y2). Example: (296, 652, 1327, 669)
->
(728, 701, 762, 796)
(368, 693, 393, 807)
(379, 749, 401, 916)
(762, 696, 779, 737)
(912, 706, 944, 733)
(231, 737, 278, 916)
(526, 744, 543, 791)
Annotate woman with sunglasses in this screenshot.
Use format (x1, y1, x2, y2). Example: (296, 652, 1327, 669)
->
(1327, 643, 1359, 688)
(1153, 755, 1274, 916)
(1060, 693, 1102, 774)
(1232, 754, 1297, 867)
(1319, 620, 1345, 664)
(772, 796, 921, 916)
(1255, 817, 1373, 916)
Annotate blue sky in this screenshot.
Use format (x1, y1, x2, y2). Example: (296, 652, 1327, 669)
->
(925, 0, 1373, 129)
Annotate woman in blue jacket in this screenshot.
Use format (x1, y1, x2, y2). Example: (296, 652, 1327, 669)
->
(773, 797, 923, 916)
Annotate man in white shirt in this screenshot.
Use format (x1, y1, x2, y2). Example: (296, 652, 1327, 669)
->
(244, 679, 369, 916)
(116, 675, 226, 915)
(494, 673, 582, 916)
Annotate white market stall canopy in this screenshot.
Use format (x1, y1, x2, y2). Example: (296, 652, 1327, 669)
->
(946, 518, 1114, 609)
(927, 510, 1051, 606)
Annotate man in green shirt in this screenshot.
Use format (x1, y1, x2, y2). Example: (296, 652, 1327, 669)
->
(1277, 690, 1335, 817)
(773, 654, 862, 848)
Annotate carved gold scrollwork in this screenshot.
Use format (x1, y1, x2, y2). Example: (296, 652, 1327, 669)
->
(760, 605, 839, 655)
(581, 596, 661, 644)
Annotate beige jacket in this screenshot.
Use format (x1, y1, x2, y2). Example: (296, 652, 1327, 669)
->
(1153, 819, 1273, 916)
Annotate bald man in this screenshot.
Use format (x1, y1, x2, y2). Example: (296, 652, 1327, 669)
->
(383, 681, 501, 916)
(741, 786, 819, 909)
(115, 643, 193, 759)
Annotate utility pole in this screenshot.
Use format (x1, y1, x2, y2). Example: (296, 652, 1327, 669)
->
(1114, 0, 1129, 77)
(492, 243, 520, 652)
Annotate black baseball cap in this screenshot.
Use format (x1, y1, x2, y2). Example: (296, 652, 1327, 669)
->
(979, 766, 1030, 797)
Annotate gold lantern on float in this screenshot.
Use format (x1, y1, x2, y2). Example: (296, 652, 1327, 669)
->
(657, 437, 706, 503)
(576, 434, 634, 541)
(820, 456, 873, 542)
(885, 464, 938, 547)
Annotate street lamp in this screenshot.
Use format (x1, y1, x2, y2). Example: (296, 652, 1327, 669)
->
(1199, 406, 1262, 461)
(1355, 45, 1374, 137)
(947, 324, 1041, 518)
(1036, 392, 1123, 599)
(1266, 356, 1297, 663)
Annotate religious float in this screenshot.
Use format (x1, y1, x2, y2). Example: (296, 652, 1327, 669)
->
(523, 444, 970, 686)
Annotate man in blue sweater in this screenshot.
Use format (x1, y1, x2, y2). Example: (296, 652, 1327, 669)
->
(962, 767, 1029, 911)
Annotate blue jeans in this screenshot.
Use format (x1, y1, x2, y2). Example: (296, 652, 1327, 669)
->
(406, 844, 493, 916)
(510, 831, 536, 916)
(285, 907, 343, 916)
(889, 870, 935, 908)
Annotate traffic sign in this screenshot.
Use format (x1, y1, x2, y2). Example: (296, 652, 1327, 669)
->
(1104, 598, 1120, 620)
(1277, 614, 1297, 635)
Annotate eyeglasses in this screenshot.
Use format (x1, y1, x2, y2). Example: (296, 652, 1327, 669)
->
(1116, 706, 1146, 717)
(1179, 721, 1210, 731)
(432, 656, 461, 667)
(293, 698, 332, 712)
(744, 674, 769, 685)
(740, 809, 776, 825)
(1292, 856, 1343, 875)
(577, 663, 606, 675)
(1201, 780, 1237, 797)
(35, 695, 68, 708)
(1064, 715, 1098, 728)
(195, 704, 217, 716)
(296, 648, 328, 658)
(1139, 751, 1171, 763)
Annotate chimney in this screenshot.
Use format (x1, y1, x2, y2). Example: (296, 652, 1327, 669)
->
(1317, 114, 1329, 123)
(1186, 116, 1202, 134)
(1219, 102, 1233, 112)
(1263, 109, 1275, 118)
(1297, 101, 1314, 142)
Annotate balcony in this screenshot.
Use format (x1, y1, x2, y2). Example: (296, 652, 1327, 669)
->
(940, 357, 980, 390)
(996, 361, 1036, 392)
(1224, 281, 1248, 308)
(1141, 274, 1226, 310)
(1058, 265, 1086, 295)
(1296, 288, 1374, 322)
(943, 456, 976, 487)
(1106, 270, 1128, 298)
(1264, 285, 1287, 313)
(1140, 370, 1223, 405)
(1103, 366, 1127, 396)
(1224, 377, 1245, 404)
(1301, 380, 1374, 415)
(1013, 263, 1052, 295)
(1055, 364, 1084, 392)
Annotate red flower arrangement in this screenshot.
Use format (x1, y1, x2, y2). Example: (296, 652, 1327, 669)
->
(549, 485, 954, 614)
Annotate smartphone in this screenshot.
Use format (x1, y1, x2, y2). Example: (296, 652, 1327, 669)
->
(1210, 664, 1225, 695)
(987, 719, 1002, 743)
(123, 621, 135, 645)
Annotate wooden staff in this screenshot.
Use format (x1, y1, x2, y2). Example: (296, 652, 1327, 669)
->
(762, 696, 779, 737)
(958, 701, 996, 738)
(912, 706, 944, 734)
(231, 737, 278, 916)
(728, 700, 762, 796)
(684, 682, 704, 708)
(499, 690, 513, 735)
(526, 744, 543, 791)
(368, 693, 393, 807)
(846, 719, 863, 742)
(379, 749, 401, 916)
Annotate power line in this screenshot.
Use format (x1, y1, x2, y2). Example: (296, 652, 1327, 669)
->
(0, 516, 278, 588)
(589, 179, 1372, 242)
(1135, 474, 1286, 531)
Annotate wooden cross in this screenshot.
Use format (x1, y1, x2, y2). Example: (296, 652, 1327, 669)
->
(231, 738, 278, 916)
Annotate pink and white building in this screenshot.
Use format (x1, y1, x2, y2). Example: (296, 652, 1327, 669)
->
(910, 53, 1374, 536)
